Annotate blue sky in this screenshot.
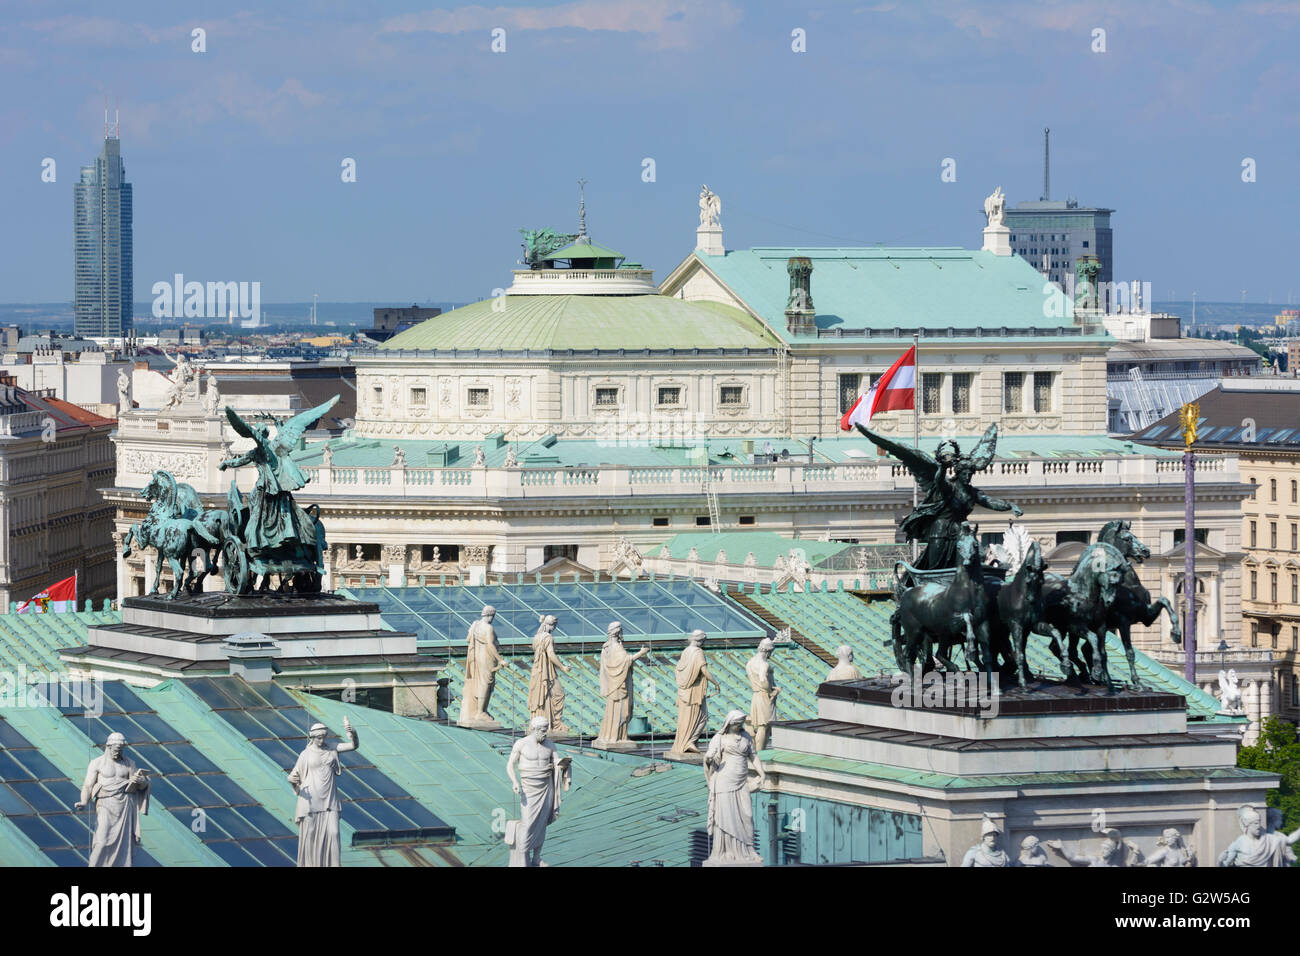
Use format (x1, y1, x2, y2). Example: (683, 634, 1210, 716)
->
(2, 0, 1298, 304)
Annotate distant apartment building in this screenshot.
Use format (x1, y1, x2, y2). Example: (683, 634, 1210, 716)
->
(364, 305, 441, 343)
(0, 374, 117, 608)
(0, 335, 130, 420)
(74, 134, 133, 338)
(1006, 199, 1113, 296)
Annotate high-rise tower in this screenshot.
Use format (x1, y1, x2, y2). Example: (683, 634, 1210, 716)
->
(74, 118, 133, 337)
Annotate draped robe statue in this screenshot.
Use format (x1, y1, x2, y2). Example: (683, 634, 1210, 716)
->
(76, 732, 150, 867)
(703, 710, 764, 866)
(1218, 805, 1300, 867)
(593, 622, 649, 750)
(527, 615, 571, 735)
(745, 639, 779, 751)
(668, 630, 719, 759)
(505, 717, 572, 867)
(459, 606, 504, 727)
(288, 718, 358, 867)
(825, 645, 863, 682)
(961, 815, 1009, 867)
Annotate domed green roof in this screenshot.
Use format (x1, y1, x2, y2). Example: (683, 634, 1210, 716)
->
(379, 295, 781, 351)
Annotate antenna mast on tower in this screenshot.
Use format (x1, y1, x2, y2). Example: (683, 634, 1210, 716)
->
(1041, 127, 1051, 201)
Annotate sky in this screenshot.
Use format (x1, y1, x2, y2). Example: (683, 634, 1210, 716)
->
(1, 0, 1298, 305)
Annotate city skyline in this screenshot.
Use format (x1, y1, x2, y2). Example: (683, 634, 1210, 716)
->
(0, 2, 1297, 304)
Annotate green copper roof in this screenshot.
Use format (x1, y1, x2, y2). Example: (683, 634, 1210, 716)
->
(690, 246, 1095, 343)
(379, 295, 781, 352)
(543, 240, 624, 261)
(643, 532, 854, 567)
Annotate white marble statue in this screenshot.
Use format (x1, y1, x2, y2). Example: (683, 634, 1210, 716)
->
(825, 645, 863, 682)
(116, 367, 132, 416)
(322, 443, 333, 467)
(75, 732, 150, 867)
(159, 352, 195, 411)
(459, 605, 505, 727)
(1048, 828, 1143, 867)
(668, 630, 720, 760)
(961, 815, 1009, 867)
(505, 717, 572, 867)
(593, 621, 649, 749)
(287, 718, 358, 867)
(1144, 827, 1195, 867)
(1217, 668, 1244, 714)
(1016, 835, 1051, 867)
(986, 521, 1033, 573)
(504, 445, 518, 467)
(703, 710, 764, 866)
(392, 446, 406, 468)
(745, 638, 779, 751)
(1218, 805, 1300, 867)
(699, 184, 721, 227)
(474, 444, 486, 467)
(528, 614, 572, 736)
(983, 186, 1006, 228)
(204, 373, 221, 417)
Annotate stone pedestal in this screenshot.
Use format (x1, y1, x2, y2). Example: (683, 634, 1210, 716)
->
(981, 224, 1011, 256)
(762, 678, 1279, 866)
(59, 592, 442, 717)
(696, 223, 723, 256)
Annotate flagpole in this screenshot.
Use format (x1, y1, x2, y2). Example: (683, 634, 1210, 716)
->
(912, 332, 919, 562)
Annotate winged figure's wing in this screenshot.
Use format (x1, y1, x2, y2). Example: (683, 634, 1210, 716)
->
(273, 395, 340, 454)
(969, 423, 999, 471)
(225, 406, 257, 440)
(854, 424, 937, 480)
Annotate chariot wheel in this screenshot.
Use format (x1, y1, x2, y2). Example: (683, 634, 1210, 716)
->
(221, 539, 251, 595)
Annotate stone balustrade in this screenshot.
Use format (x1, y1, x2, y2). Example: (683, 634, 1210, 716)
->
(297, 453, 1240, 500)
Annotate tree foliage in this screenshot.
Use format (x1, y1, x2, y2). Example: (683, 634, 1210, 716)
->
(1237, 716, 1300, 832)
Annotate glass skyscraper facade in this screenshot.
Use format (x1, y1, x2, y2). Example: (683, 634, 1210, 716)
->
(74, 136, 133, 337)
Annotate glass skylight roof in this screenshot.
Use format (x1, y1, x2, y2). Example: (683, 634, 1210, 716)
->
(351, 579, 764, 646)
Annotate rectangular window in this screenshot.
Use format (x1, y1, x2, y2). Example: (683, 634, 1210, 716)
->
(1272, 573, 1279, 603)
(1250, 570, 1258, 600)
(1292, 574, 1298, 604)
(1271, 522, 1278, 549)
(1292, 523, 1297, 551)
(543, 544, 578, 563)
(1174, 528, 1208, 545)
(720, 386, 744, 406)
(658, 386, 682, 406)
(952, 373, 971, 414)
(695, 515, 711, 527)
(652, 516, 669, 527)
(1033, 371, 1054, 412)
(1251, 620, 1259, 646)
(594, 387, 619, 407)
(922, 373, 942, 414)
(1273, 625, 1279, 650)
(1293, 480, 1297, 504)
(1250, 521, 1257, 548)
(467, 388, 489, 407)
(410, 387, 426, 405)
(739, 515, 756, 526)
(1003, 372, 1023, 413)
(838, 373, 861, 415)
(1294, 625, 1299, 652)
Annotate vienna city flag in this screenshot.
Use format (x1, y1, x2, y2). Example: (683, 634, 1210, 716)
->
(839, 345, 916, 431)
(16, 574, 77, 614)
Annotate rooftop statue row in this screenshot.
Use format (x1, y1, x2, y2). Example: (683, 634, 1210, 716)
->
(856, 421, 1181, 690)
(122, 396, 340, 598)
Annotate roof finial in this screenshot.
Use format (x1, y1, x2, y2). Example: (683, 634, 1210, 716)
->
(576, 178, 590, 244)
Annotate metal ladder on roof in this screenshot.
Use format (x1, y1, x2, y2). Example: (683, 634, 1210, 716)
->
(704, 469, 722, 530)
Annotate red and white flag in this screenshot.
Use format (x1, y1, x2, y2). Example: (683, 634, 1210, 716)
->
(840, 345, 916, 431)
(16, 574, 77, 614)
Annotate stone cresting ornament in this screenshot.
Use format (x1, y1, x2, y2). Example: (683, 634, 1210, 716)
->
(75, 731, 150, 867)
(703, 710, 764, 866)
(983, 186, 1006, 228)
(505, 717, 572, 867)
(288, 718, 358, 867)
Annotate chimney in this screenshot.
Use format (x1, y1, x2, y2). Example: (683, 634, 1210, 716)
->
(222, 631, 282, 683)
(784, 257, 815, 334)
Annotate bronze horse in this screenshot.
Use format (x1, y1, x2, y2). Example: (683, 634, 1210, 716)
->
(894, 523, 992, 675)
(1096, 520, 1181, 688)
